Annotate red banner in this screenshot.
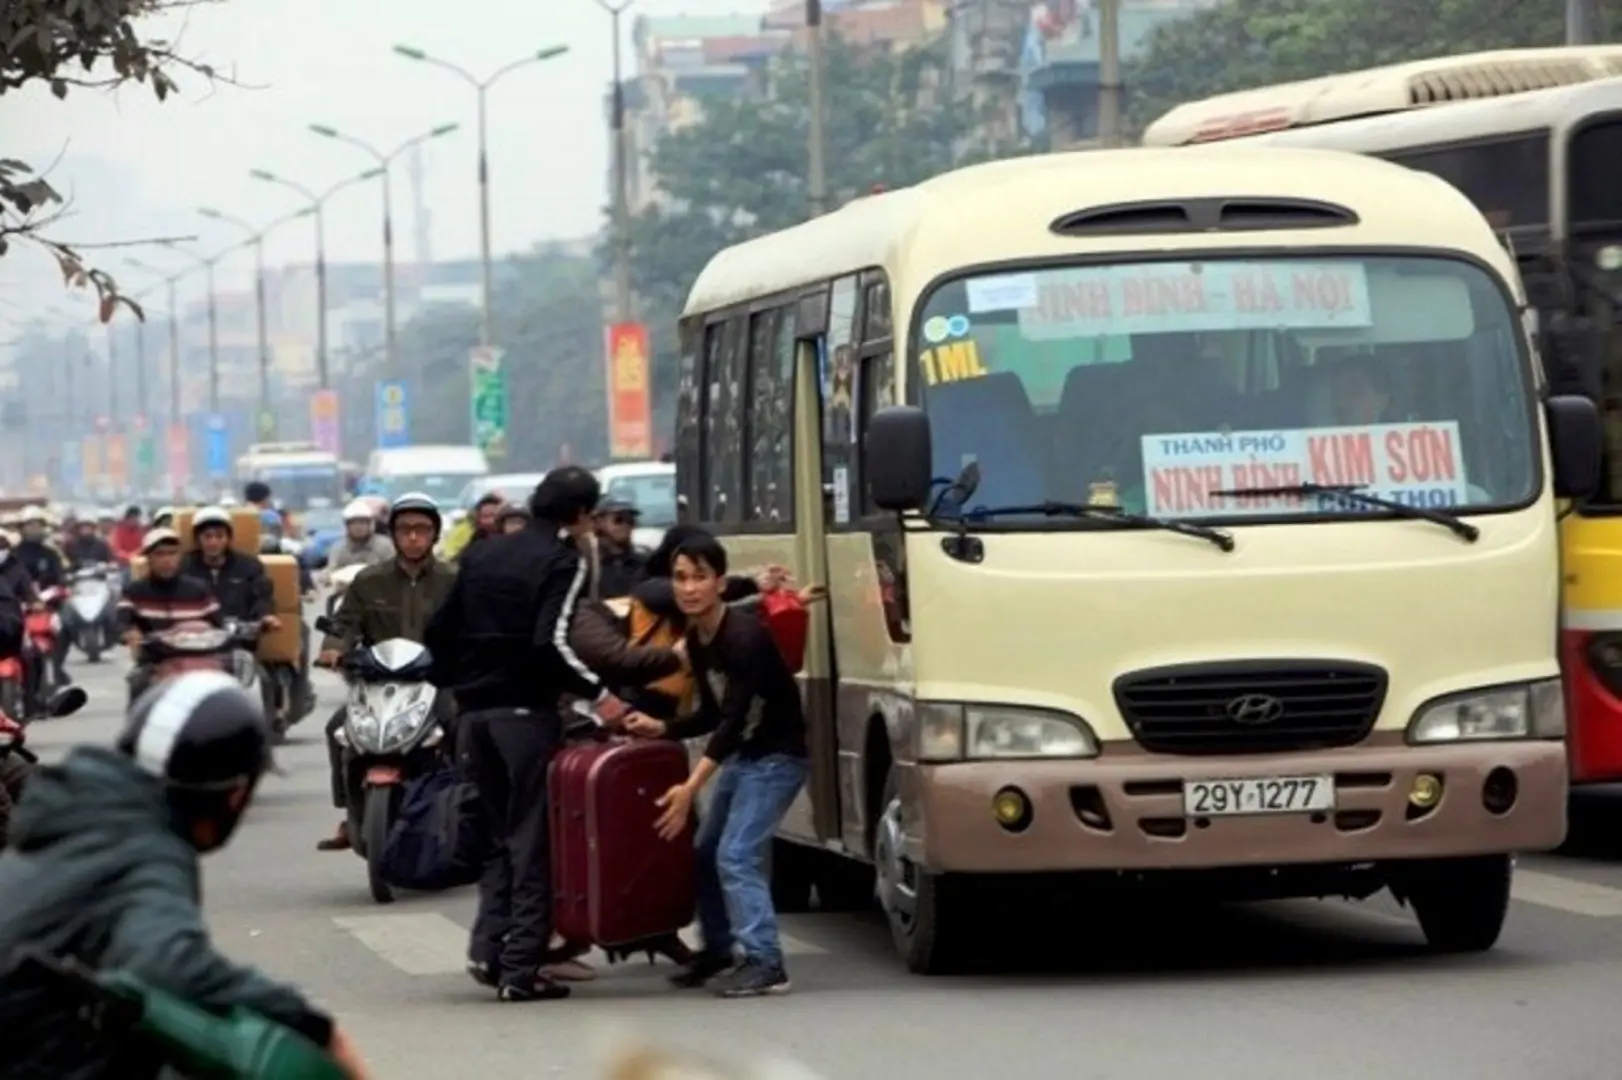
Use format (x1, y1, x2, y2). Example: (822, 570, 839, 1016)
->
(104, 434, 128, 489)
(605, 322, 652, 459)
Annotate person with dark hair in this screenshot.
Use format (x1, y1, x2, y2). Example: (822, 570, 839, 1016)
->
(629, 535, 814, 998)
(0, 673, 370, 1078)
(243, 481, 272, 509)
(496, 504, 530, 535)
(593, 498, 646, 600)
(424, 465, 629, 1002)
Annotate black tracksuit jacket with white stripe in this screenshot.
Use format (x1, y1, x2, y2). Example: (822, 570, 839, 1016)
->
(423, 521, 600, 715)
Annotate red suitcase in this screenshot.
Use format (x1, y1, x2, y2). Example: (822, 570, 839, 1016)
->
(549, 738, 695, 948)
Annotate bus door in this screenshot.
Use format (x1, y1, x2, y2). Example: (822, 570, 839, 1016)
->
(800, 271, 907, 856)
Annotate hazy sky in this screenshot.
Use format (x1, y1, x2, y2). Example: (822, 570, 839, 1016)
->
(3, 0, 766, 338)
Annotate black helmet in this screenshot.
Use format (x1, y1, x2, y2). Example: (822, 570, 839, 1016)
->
(117, 673, 270, 848)
(388, 491, 442, 540)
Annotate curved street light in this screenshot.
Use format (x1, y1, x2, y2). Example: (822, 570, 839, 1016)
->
(307, 122, 461, 373)
(157, 241, 237, 412)
(393, 44, 569, 348)
(198, 205, 315, 438)
(248, 167, 384, 389)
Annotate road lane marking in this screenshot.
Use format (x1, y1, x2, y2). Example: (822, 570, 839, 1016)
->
(333, 913, 468, 975)
(333, 913, 826, 976)
(1511, 869, 1622, 917)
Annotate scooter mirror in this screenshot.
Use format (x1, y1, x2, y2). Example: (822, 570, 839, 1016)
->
(46, 685, 87, 718)
(313, 615, 335, 636)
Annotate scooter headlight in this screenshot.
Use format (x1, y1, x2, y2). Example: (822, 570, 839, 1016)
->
(381, 701, 433, 750)
(344, 705, 385, 752)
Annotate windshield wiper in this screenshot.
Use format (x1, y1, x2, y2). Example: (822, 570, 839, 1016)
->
(1207, 483, 1480, 543)
(960, 501, 1235, 552)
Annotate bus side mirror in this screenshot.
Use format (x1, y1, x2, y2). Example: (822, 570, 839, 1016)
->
(865, 406, 933, 512)
(1546, 394, 1603, 500)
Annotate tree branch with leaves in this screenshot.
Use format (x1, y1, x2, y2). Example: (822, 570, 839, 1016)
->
(1, 0, 225, 322)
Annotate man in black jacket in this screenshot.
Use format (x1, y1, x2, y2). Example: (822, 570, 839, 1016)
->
(425, 466, 627, 1002)
(593, 497, 647, 600)
(181, 507, 276, 631)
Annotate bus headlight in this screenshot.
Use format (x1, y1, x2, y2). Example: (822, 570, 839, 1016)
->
(1406, 680, 1565, 744)
(916, 702, 1099, 761)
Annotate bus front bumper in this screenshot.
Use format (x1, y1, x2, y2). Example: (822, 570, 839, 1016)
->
(909, 736, 1567, 873)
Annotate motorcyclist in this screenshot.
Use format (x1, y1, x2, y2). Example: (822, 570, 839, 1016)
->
(594, 497, 647, 600)
(64, 516, 115, 569)
(326, 499, 395, 572)
(150, 505, 176, 530)
(442, 491, 503, 562)
(183, 507, 276, 634)
(108, 504, 145, 563)
(0, 569, 31, 847)
(496, 503, 530, 535)
(0, 532, 36, 604)
(313, 492, 457, 852)
(0, 672, 371, 1079)
(16, 506, 69, 687)
(118, 528, 223, 703)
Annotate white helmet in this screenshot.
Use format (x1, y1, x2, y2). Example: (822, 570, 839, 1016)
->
(192, 505, 232, 533)
(140, 527, 182, 555)
(151, 505, 175, 528)
(19, 505, 46, 525)
(342, 499, 374, 523)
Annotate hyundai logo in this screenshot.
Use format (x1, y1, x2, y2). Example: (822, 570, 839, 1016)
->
(1225, 693, 1285, 726)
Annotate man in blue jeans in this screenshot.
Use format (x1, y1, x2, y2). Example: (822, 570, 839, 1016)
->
(632, 532, 814, 997)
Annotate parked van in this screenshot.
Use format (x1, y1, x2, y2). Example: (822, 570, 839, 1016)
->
(362, 445, 490, 506)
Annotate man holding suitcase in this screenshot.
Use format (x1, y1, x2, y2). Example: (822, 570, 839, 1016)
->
(425, 466, 628, 1003)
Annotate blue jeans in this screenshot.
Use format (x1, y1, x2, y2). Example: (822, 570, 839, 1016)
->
(695, 754, 808, 969)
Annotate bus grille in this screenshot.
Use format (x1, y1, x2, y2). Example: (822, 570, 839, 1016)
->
(1112, 661, 1387, 755)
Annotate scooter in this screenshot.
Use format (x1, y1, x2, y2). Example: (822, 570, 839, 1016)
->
(7, 948, 349, 1080)
(21, 587, 64, 718)
(316, 615, 443, 904)
(0, 686, 89, 847)
(134, 620, 242, 707)
(63, 565, 115, 663)
(221, 618, 284, 740)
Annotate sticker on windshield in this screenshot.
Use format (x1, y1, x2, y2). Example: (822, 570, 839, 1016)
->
(918, 339, 988, 385)
(923, 314, 972, 344)
(1017, 261, 1373, 341)
(966, 273, 1039, 313)
(1139, 422, 1467, 518)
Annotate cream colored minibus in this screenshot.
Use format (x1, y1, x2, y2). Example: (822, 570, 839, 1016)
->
(674, 146, 1601, 974)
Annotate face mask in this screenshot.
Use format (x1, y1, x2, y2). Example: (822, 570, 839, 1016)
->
(0, 550, 12, 565)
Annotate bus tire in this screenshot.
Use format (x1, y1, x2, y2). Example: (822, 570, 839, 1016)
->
(770, 838, 817, 913)
(1402, 854, 1512, 953)
(876, 769, 971, 974)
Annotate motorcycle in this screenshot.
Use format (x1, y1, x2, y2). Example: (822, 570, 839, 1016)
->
(63, 565, 116, 663)
(11, 587, 65, 718)
(220, 618, 284, 740)
(8, 948, 350, 1080)
(134, 620, 245, 707)
(0, 686, 89, 847)
(316, 615, 443, 904)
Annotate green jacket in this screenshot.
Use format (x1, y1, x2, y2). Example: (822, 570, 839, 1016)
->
(0, 747, 330, 1079)
(320, 557, 457, 654)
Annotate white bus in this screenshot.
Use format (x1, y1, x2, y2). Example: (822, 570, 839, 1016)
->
(235, 441, 343, 510)
(678, 145, 1600, 973)
(1142, 47, 1622, 785)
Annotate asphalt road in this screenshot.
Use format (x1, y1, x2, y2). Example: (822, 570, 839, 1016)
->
(22, 643, 1622, 1080)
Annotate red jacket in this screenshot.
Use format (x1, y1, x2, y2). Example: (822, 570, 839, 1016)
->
(108, 522, 145, 563)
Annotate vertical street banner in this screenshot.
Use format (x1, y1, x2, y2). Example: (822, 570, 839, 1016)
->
(605, 322, 652, 459)
(204, 412, 230, 480)
(59, 440, 81, 492)
(133, 415, 156, 484)
(374, 380, 410, 449)
(105, 433, 129, 490)
(166, 423, 190, 494)
(468, 346, 509, 461)
(309, 390, 341, 455)
(256, 408, 277, 441)
(81, 436, 104, 489)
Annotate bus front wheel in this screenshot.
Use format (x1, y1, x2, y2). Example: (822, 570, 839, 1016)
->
(876, 770, 972, 974)
(1397, 853, 1512, 953)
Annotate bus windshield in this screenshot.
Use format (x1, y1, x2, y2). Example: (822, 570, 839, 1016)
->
(913, 255, 1537, 522)
(373, 472, 484, 504)
(252, 464, 341, 510)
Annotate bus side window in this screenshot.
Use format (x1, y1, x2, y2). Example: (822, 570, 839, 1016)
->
(702, 317, 746, 524)
(822, 275, 860, 526)
(674, 320, 703, 519)
(746, 306, 795, 524)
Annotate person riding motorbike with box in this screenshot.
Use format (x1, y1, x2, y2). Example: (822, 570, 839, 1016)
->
(119, 529, 223, 703)
(313, 493, 458, 852)
(182, 507, 276, 634)
(326, 499, 395, 573)
(0, 672, 371, 1079)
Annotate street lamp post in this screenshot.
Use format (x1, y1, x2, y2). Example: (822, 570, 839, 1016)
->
(199, 206, 316, 437)
(393, 44, 569, 349)
(595, 0, 636, 322)
(807, 0, 829, 218)
(248, 167, 385, 389)
(105, 323, 118, 423)
(161, 244, 227, 411)
(307, 122, 461, 376)
(124, 259, 185, 426)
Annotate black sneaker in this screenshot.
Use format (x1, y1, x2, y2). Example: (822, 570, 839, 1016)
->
(668, 951, 735, 989)
(498, 976, 571, 1002)
(466, 960, 497, 988)
(710, 959, 790, 998)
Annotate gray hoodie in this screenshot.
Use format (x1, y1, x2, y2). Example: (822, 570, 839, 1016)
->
(326, 532, 395, 573)
(0, 747, 330, 1078)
